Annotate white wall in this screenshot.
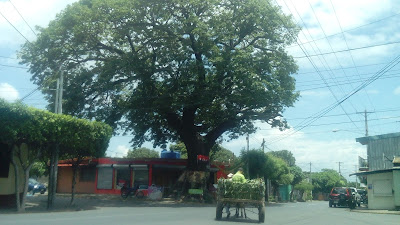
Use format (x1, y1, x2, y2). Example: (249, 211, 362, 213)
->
(367, 172, 395, 210)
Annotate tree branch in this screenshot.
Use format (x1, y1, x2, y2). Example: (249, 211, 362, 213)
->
(205, 119, 237, 150)
(96, 42, 125, 55)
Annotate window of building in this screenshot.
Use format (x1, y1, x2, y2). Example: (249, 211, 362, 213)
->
(373, 179, 393, 196)
(97, 167, 113, 189)
(134, 170, 148, 187)
(116, 168, 131, 188)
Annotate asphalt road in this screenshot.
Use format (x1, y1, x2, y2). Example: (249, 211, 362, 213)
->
(1, 201, 399, 225)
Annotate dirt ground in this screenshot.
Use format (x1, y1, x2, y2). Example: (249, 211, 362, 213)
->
(0, 193, 213, 214)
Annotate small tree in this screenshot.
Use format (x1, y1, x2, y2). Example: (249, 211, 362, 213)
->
(210, 146, 235, 163)
(29, 162, 47, 179)
(312, 169, 347, 194)
(0, 100, 112, 211)
(294, 181, 313, 201)
(126, 147, 160, 158)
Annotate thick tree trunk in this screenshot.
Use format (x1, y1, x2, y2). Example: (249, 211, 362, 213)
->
(70, 165, 78, 206)
(10, 149, 21, 212)
(48, 144, 59, 210)
(183, 137, 210, 171)
(20, 164, 34, 210)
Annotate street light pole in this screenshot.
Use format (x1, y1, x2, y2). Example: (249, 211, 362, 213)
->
(246, 133, 249, 177)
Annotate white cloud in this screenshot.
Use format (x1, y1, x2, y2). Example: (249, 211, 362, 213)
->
(107, 145, 130, 158)
(280, 0, 400, 70)
(393, 86, 400, 95)
(0, 83, 19, 101)
(0, 0, 78, 46)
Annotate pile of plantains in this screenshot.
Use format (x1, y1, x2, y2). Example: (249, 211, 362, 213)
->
(217, 178, 265, 200)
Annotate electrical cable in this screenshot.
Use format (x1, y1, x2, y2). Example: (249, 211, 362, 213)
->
(287, 11, 400, 49)
(288, 0, 361, 131)
(0, 10, 31, 43)
(0, 63, 28, 69)
(293, 40, 400, 59)
(329, 0, 383, 134)
(264, 0, 400, 146)
(8, 0, 37, 36)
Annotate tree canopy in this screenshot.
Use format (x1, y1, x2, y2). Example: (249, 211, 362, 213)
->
(269, 150, 296, 167)
(0, 99, 112, 211)
(311, 169, 347, 194)
(19, 0, 299, 170)
(126, 147, 160, 158)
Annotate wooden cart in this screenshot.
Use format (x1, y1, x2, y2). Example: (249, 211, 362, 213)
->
(215, 179, 265, 223)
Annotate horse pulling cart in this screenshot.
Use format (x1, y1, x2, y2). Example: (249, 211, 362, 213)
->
(216, 178, 265, 223)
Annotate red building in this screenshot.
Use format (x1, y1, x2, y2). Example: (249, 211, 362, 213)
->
(57, 157, 228, 196)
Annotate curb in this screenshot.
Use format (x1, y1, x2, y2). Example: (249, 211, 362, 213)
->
(351, 209, 400, 215)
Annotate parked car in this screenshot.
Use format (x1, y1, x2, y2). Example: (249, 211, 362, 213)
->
(349, 187, 361, 207)
(28, 178, 46, 195)
(328, 187, 356, 209)
(357, 188, 368, 204)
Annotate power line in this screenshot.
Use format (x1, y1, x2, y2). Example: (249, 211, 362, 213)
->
(0, 64, 28, 69)
(297, 73, 400, 92)
(287, 11, 400, 49)
(8, 0, 36, 36)
(295, 62, 388, 75)
(303, 0, 360, 130)
(265, 45, 400, 145)
(284, 107, 400, 121)
(329, 0, 377, 123)
(293, 40, 400, 59)
(279, 0, 362, 135)
(296, 67, 400, 86)
(0, 10, 31, 43)
(0, 55, 18, 60)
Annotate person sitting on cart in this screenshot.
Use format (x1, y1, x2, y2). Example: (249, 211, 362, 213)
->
(232, 168, 246, 183)
(227, 168, 247, 218)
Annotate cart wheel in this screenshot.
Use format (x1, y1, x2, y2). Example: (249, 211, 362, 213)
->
(121, 187, 129, 199)
(216, 202, 223, 220)
(258, 204, 265, 223)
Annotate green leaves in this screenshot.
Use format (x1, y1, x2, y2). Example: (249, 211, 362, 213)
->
(0, 99, 112, 159)
(19, 0, 300, 169)
(218, 178, 265, 200)
(125, 147, 159, 158)
(311, 169, 347, 193)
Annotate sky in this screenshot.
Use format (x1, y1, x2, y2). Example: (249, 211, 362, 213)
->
(2, 0, 400, 180)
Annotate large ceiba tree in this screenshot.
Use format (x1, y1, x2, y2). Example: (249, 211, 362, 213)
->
(20, 0, 300, 170)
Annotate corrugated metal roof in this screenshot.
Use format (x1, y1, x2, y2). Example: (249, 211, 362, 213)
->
(350, 168, 400, 176)
(356, 132, 400, 145)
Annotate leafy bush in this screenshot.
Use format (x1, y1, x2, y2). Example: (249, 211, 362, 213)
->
(218, 178, 265, 200)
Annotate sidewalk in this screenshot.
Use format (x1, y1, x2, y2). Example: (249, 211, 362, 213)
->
(351, 204, 400, 215)
(0, 193, 214, 214)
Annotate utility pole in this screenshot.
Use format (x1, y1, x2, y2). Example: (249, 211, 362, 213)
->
(337, 162, 343, 176)
(357, 110, 373, 137)
(54, 70, 64, 114)
(246, 133, 249, 177)
(261, 138, 265, 152)
(309, 162, 312, 201)
(354, 165, 358, 188)
(48, 68, 64, 209)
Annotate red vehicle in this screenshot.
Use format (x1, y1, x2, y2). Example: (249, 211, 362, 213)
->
(328, 187, 356, 209)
